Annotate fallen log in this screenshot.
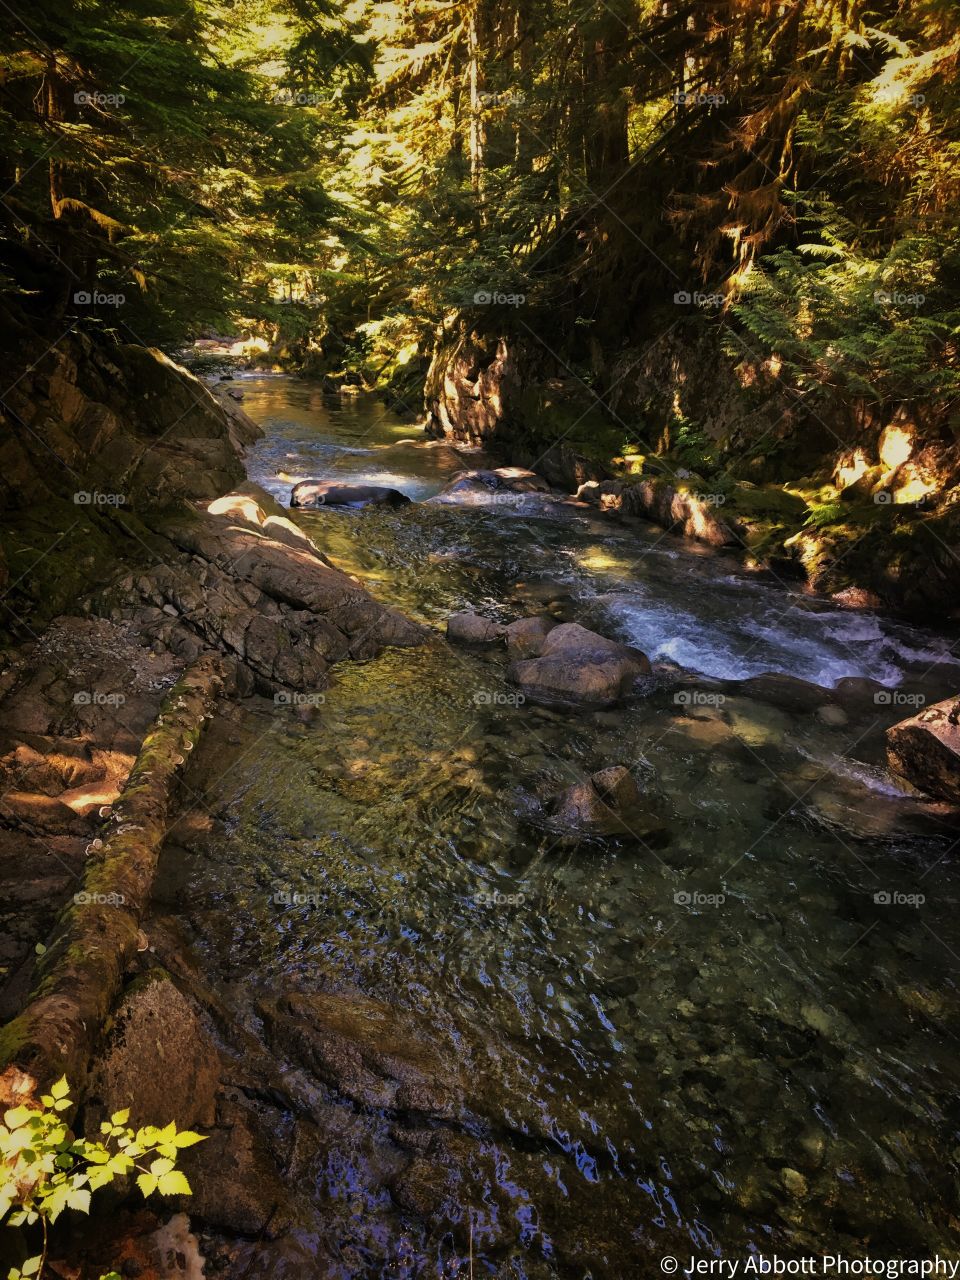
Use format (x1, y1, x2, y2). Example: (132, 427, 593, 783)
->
(0, 653, 231, 1099)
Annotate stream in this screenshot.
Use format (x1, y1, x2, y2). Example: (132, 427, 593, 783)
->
(152, 375, 960, 1276)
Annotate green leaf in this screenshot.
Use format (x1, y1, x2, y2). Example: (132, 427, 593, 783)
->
(3, 1106, 33, 1129)
(66, 1188, 91, 1214)
(173, 1130, 207, 1148)
(156, 1170, 192, 1196)
(50, 1077, 70, 1101)
(86, 1165, 115, 1191)
(136, 1173, 158, 1197)
(110, 1108, 130, 1125)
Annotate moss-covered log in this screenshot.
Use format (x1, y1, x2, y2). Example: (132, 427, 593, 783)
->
(0, 654, 231, 1097)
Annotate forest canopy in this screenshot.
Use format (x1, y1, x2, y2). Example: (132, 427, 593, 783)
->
(0, 0, 957, 408)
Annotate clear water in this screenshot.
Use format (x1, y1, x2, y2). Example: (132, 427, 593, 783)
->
(155, 377, 960, 1275)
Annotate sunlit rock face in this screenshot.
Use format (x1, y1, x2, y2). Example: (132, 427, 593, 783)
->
(834, 448, 870, 491)
(887, 696, 960, 804)
(879, 420, 914, 471)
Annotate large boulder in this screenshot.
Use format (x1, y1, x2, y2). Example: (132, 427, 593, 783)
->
(290, 480, 411, 509)
(100, 491, 427, 692)
(507, 622, 651, 708)
(886, 696, 960, 803)
(577, 475, 737, 547)
(86, 969, 220, 1133)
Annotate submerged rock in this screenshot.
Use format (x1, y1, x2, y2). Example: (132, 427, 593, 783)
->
(739, 672, 834, 713)
(259, 990, 462, 1120)
(887, 696, 960, 803)
(527, 762, 670, 844)
(290, 480, 412, 509)
(508, 622, 651, 708)
(446, 611, 505, 647)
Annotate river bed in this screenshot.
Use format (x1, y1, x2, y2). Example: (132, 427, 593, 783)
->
(151, 376, 960, 1276)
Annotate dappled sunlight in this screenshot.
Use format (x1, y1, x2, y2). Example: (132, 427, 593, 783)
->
(835, 449, 869, 490)
(879, 422, 914, 471)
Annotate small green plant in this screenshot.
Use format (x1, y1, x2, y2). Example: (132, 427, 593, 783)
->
(803, 500, 845, 528)
(665, 416, 716, 474)
(1, 1077, 205, 1280)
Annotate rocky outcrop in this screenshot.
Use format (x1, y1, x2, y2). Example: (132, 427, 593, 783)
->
(508, 622, 652, 708)
(887, 697, 960, 803)
(0, 328, 261, 514)
(0, 616, 186, 1016)
(290, 480, 412, 509)
(95, 488, 426, 695)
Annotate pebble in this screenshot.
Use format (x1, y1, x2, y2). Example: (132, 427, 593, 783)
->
(818, 704, 848, 726)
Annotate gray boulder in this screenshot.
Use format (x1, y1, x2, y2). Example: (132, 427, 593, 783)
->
(508, 622, 651, 707)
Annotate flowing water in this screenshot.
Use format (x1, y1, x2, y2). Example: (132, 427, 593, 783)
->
(155, 375, 960, 1276)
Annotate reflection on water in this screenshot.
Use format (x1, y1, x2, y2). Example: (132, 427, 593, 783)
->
(158, 377, 960, 1273)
